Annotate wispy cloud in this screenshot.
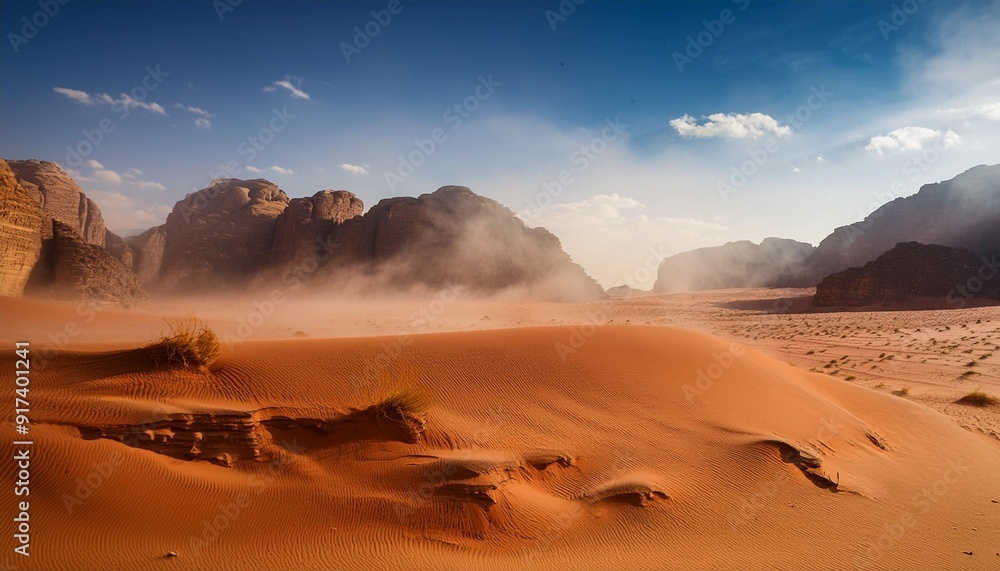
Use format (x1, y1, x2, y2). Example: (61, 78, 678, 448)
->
(339, 163, 369, 176)
(53, 87, 94, 105)
(670, 112, 792, 139)
(55, 86, 166, 115)
(68, 161, 165, 191)
(244, 165, 264, 174)
(269, 165, 294, 175)
(266, 76, 310, 100)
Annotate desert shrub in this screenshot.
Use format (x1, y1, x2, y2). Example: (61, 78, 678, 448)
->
(145, 317, 220, 368)
(955, 391, 998, 407)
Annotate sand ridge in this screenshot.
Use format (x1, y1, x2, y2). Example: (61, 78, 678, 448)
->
(1, 315, 997, 570)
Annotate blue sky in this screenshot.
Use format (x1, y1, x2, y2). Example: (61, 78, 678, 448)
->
(2, 0, 999, 288)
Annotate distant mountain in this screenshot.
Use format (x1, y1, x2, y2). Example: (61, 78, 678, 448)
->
(653, 238, 815, 292)
(654, 164, 1000, 292)
(813, 242, 998, 307)
(801, 164, 1000, 284)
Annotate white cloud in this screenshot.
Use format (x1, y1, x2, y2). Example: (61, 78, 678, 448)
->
(264, 75, 309, 99)
(791, 167, 801, 173)
(194, 118, 211, 129)
(94, 93, 166, 115)
(339, 163, 369, 176)
(57, 86, 167, 115)
(244, 166, 264, 174)
(670, 112, 792, 139)
(268, 77, 310, 100)
(85, 190, 172, 235)
(864, 127, 962, 155)
(175, 104, 211, 117)
(269, 165, 294, 175)
(815, 154, 825, 162)
(91, 169, 123, 184)
(66, 162, 164, 191)
(54, 87, 95, 105)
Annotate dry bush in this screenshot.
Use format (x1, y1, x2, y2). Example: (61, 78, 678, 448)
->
(145, 317, 220, 369)
(955, 391, 998, 407)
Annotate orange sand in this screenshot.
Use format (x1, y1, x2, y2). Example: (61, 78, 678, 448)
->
(0, 293, 998, 570)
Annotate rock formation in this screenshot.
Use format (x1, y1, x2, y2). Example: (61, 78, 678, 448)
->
(6, 159, 107, 245)
(27, 221, 146, 307)
(133, 181, 605, 301)
(5, 158, 137, 270)
(802, 164, 1000, 283)
(269, 189, 363, 264)
(654, 238, 815, 292)
(149, 178, 290, 289)
(813, 242, 999, 307)
(0, 159, 43, 297)
(323, 186, 606, 301)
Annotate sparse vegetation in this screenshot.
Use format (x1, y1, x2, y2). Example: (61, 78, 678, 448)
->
(892, 387, 909, 397)
(145, 317, 220, 369)
(955, 391, 998, 407)
(964, 361, 977, 367)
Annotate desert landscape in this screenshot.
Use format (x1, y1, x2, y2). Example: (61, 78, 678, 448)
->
(2, 1, 999, 570)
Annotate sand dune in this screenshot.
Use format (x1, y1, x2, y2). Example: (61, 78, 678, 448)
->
(1, 311, 997, 570)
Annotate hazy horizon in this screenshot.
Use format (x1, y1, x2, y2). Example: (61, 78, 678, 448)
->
(2, 0, 999, 288)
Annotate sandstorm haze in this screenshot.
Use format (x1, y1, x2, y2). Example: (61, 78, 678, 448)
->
(1, 1, 999, 571)
(3, 0, 999, 288)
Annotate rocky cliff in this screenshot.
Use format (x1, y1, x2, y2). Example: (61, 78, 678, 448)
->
(813, 242, 998, 307)
(0, 159, 43, 297)
(7, 159, 107, 245)
(802, 164, 1000, 283)
(653, 238, 815, 292)
(27, 221, 146, 307)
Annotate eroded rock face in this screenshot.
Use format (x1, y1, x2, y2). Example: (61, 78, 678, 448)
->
(813, 242, 999, 307)
(7, 159, 107, 246)
(270, 189, 363, 264)
(27, 221, 146, 307)
(654, 238, 815, 292)
(0, 159, 43, 297)
(154, 179, 290, 289)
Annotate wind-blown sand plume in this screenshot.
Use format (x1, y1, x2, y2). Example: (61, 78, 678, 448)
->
(1, 320, 997, 570)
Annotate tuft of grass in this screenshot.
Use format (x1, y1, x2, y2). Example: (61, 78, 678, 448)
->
(964, 361, 977, 367)
(844, 376, 857, 381)
(954, 391, 998, 407)
(892, 387, 909, 397)
(145, 317, 220, 369)
(361, 362, 431, 441)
